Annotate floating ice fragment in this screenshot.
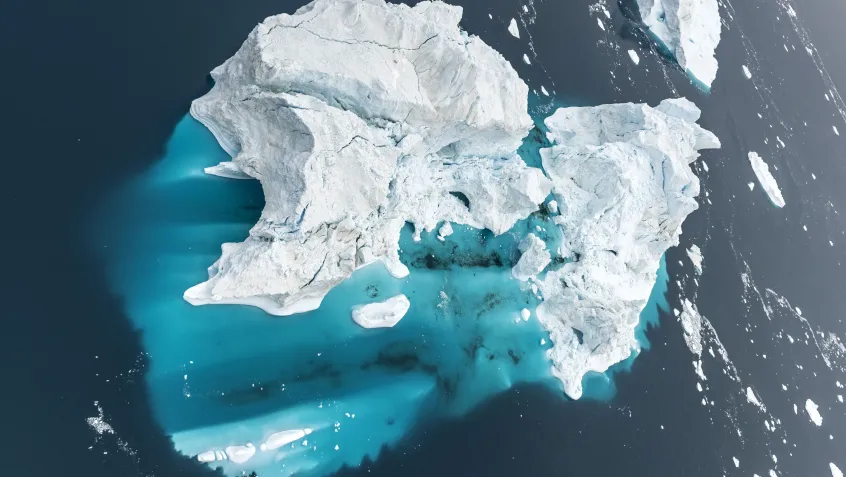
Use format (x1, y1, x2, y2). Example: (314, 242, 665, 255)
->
(264, 429, 308, 450)
(541, 85, 550, 96)
(733, 457, 740, 467)
(687, 245, 703, 275)
(508, 18, 520, 38)
(597, 18, 605, 30)
(225, 444, 255, 464)
(521, 308, 531, 321)
(437, 222, 453, 241)
(547, 200, 558, 214)
(748, 152, 785, 207)
(835, 125, 840, 136)
(351, 295, 411, 329)
(197, 451, 217, 463)
(742, 65, 752, 79)
(748, 182, 755, 191)
(627, 49, 640, 65)
(512, 233, 550, 281)
(832, 463, 843, 477)
(523, 54, 531, 65)
(747, 387, 764, 410)
(805, 399, 823, 426)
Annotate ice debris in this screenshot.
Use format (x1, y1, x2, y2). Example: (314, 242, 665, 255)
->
(748, 152, 785, 208)
(512, 233, 551, 281)
(628, 49, 640, 65)
(351, 295, 411, 329)
(508, 18, 520, 38)
(687, 244, 703, 275)
(635, 0, 721, 87)
(742, 65, 752, 79)
(806, 398, 823, 426)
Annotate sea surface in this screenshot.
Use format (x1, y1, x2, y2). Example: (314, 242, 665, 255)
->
(3, 0, 846, 476)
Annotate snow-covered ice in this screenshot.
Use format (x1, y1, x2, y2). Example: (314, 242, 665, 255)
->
(184, 0, 552, 315)
(687, 244, 703, 275)
(628, 49, 640, 65)
(508, 18, 520, 38)
(748, 152, 786, 207)
(351, 295, 411, 329)
(512, 233, 551, 281)
(536, 97, 720, 398)
(806, 398, 823, 426)
(635, 0, 722, 87)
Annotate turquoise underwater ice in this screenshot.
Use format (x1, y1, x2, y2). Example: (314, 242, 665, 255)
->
(97, 114, 670, 477)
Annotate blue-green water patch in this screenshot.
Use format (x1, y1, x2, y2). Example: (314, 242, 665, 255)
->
(95, 114, 672, 476)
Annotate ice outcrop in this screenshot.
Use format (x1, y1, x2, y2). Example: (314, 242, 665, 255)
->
(635, 0, 721, 87)
(185, 0, 551, 315)
(351, 294, 411, 329)
(512, 233, 551, 281)
(536, 98, 720, 398)
(748, 152, 785, 208)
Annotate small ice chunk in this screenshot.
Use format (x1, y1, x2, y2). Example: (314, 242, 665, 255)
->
(831, 463, 843, 477)
(733, 457, 740, 468)
(627, 49, 640, 65)
(197, 451, 217, 463)
(748, 152, 786, 207)
(838, 395, 843, 403)
(437, 222, 453, 241)
(742, 65, 752, 79)
(521, 308, 531, 321)
(597, 18, 605, 30)
(264, 429, 308, 450)
(541, 85, 550, 96)
(508, 18, 520, 38)
(547, 200, 558, 214)
(225, 444, 256, 464)
(512, 233, 551, 281)
(805, 399, 823, 426)
(702, 161, 709, 172)
(835, 125, 840, 136)
(523, 54, 531, 65)
(687, 244, 703, 275)
(747, 387, 764, 409)
(748, 182, 755, 191)
(351, 295, 411, 328)
(540, 338, 546, 345)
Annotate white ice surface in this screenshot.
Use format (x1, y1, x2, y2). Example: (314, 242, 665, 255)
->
(536, 97, 720, 398)
(748, 152, 786, 207)
(832, 463, 843, 477)
(628, 50, 640, 65)
(806, 398, 823, 426)
(185, 0, 551, 315)
(687, 244, 703, 275)
(742, 65, 752, 79)
(635, 0, 721, 87)
(512, 233, 551, 281)
(508, 18, 520, 38)
(351, 294, 411, 329)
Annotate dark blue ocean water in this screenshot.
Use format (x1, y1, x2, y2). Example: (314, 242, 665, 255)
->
(3, 0, 846, 476)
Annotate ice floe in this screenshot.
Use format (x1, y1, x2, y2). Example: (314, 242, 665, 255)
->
(351, 295, 411, 329)
(805, 398, 823, 426)
(627, 49, 640, 65)
(512, 233, 550, 281)
(748, 152, 786, 208)
(508, 18, 520, 38)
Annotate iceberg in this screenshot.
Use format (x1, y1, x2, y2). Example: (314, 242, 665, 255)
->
(748, 152, 786, 207)
(185, 0, 552, 316)
(536, 97, 720, 398)
(508, 18, 520, 38)
(634, 0, 722, 87)
(806, 398, 823, 426)
(351, 294, 411, 328)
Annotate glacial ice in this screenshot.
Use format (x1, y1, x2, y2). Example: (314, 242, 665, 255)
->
(508, 18, 520, 38)
(351, 294, 411, 329)
(748, 152, 786, 208)
(511, 233, 551, 281)
(536, 97, 720, 398)
(185, 0, 551, 316)
(832, 463, 843, 477)
(627, 49, 640, 65)
(182, 0, 721, 415)
(635, 0, 721, 87)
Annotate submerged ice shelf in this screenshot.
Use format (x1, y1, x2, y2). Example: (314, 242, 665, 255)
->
(97, 0, 720, 475)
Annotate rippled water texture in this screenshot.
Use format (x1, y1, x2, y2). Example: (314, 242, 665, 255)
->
(97, 115, 669, 476)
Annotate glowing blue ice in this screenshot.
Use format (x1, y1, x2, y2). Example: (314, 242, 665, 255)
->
(95, 115, 670, 476)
